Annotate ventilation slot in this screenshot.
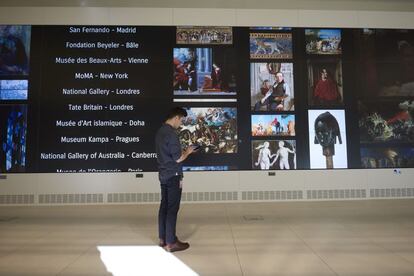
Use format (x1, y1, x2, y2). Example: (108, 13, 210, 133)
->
(107, 193, 160, 203)
(38, 194, 104, 204)
(181, 191, 238, 202)
(306, 189, 367, 200)
(241, 190, 303, 201)
(0, 194, 34, 205)
(370, 188, 414, 198)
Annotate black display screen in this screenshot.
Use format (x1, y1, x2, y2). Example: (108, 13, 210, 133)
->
(0, 25, 413, 173)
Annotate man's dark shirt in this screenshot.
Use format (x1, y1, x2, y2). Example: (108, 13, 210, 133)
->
(155, 123, 183, 184)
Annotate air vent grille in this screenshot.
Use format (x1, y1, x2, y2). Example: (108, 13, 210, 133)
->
(306, 189, 367, 200)
(242, 190, 303, 201)
(182, 191, 238, 202)
(38, 194, 103, 204)
(108, 193, 160, 203)
(370, 188, 414, 198)
(0, 194, 34, 204)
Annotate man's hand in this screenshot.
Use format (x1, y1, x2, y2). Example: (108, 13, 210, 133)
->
(176, 145, 196, 163)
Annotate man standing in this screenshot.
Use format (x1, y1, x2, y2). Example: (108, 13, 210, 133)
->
(254, 72, 290, 111)
(155, 107, 196, 252)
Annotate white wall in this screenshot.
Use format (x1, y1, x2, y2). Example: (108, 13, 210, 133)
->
(0, 6, 414, 205)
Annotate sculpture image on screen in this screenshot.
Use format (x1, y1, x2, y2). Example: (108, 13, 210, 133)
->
(178, 107, 237, 153)
(250, 62, 294, 111)
(305, 29, 342, 55)
(0, 25, 31, 76)
(251, 114, 295, 137)
(250, 33, 293, 59)
(358, 29, 414, 97)
(176, 26, 233, 45)
(251, 140, 296, 170)
(0, 104, 27, 173)
(173, 48, 237, 96)
(359, 100, 414, 143)
(309, 110, 348, 169)
(361, 147, 414, 168)
(308, 58, 343, 106)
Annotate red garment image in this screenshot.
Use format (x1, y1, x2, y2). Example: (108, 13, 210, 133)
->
(387, 111, 410, 124)
(314, 79, 340, 102)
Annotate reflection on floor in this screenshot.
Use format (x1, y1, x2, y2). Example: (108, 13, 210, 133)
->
(1, 199, 414, 275)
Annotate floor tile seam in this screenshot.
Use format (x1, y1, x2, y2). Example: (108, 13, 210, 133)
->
(282, 218, 339, 276)
(225, 204, 245, 276)
(55, 242, 99, 275)
(55, 225, 120, 275)
(0, 228, 55, 261)
(399, 220, 414, 232)
(339, 219, 414, 269)
(89, 224, 127, 245)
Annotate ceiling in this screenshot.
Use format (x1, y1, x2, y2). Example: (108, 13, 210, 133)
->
(1, 0, 414, 11)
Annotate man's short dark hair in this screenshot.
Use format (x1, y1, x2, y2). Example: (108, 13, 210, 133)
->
(166, 107, 187, 120)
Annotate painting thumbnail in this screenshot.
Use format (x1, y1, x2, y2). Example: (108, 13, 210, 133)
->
(251, 114, 295, 137)
(250, 33, 292, 59)
(0, 104, 27, 172)
(308, 59, 343, 106)
(250, 63, 294, 111)
(176, 26, 232, 44)
(251, 140, 296, 170)
(179, 107, 237, 153)
(183, 166, 230, 171)
(359, 100, 414, 143)
(174, 48, 237, 95)
(361, 147, 414, 168)
(0, 25, 31, 76)
(305, 29, 342, 55)
(0, 80, 28, 100)
(358, 29, 414, 97)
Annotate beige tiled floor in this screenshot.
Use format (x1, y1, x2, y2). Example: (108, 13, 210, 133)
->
(1, 200, 414, 275)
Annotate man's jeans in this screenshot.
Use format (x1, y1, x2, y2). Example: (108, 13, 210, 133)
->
(158, 176, 182, 244)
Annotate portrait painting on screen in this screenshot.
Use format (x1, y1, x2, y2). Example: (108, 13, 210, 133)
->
(308, 59, 343, 106)
(250, 62, 294, 111)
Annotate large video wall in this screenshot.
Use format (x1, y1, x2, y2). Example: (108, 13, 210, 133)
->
(0, 25, 413, 173)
